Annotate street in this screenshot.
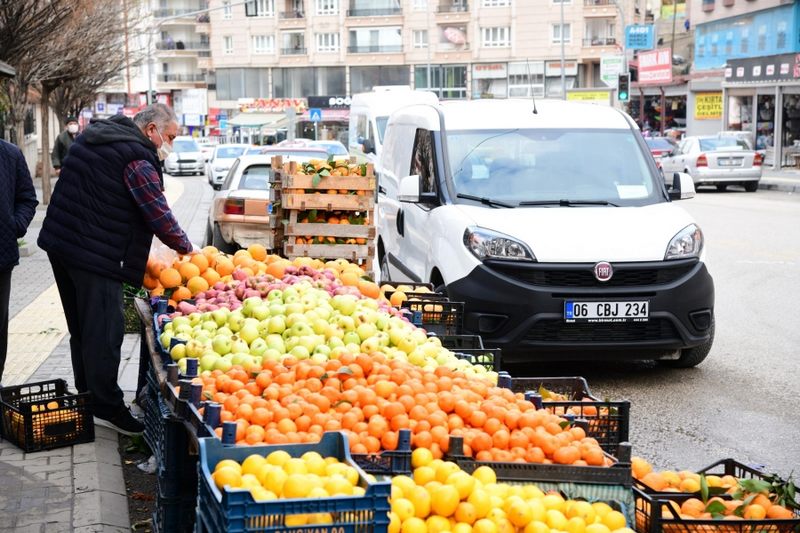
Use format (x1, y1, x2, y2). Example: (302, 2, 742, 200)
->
(518, 187, 800, 479)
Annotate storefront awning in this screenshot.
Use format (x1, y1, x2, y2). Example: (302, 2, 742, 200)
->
(228, 112, 287, 128)
(0, 60, 16, 78)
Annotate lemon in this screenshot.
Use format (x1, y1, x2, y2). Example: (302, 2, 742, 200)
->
(353, 486, 366, 496)
(705, 475, 724, 488)
(214, 459, 242, 474)
(283, 458, 308, 475)
(212, 465, 242, 490)
(241, 454, 267, 476)
(284, 514, 310, 526)
(486, 508, 507, 523)
(567, 516, 587, 533)
(308, 486, 330, 498)
(527, 498, 547, 522)
(392, 498, 416, 522)
(447, 471, 477, 500)
(431, 485, 461, 517)
(408, 485, 431, 518)
(495, 518, 516, 533)
(436, 462, 462, 484)
(325, 462, 347, 477)
(393, 475, 417, 499)
(523, 485, 545, 500)
(308, 512, 333, 524)
(325, 476, 354, 496)
(304, 455, 328, 476)
(473, 518, 499, 533)
(282, 474, 311, 498)
(602, 510, 627, 530)
(266, 450, 291, 467)
(585, 523, 612, 533)
(468, 488, 492, 519)
(414, 466, 436, 486)
(546, 509, 569, 530)
(401, 517, 427, 533)
(240, 473, 261, 490)
(250, 486, 276, 501)
(455, 501, 478, 525)
(567, 500, 597, 524)
(472, 465, 497, 485)
(506, 498, 533, 527)
(388, 511, 401, 533)
(592, 502, 614, 520)
(342, 465, 360, 485)
(453, 523, 472, 533)
(412, 447, 434, 468)
(426, 515, 452, 532)
(542, 492, 567, 512)
(257, 464, 287, 494)
(524, 521, 551, 533)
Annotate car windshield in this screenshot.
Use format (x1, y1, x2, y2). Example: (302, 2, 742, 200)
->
(699, 138, 748, 151)
(216, 146, 247, 159)
(173, 140, 199, 153)
(646, 138, 675, 150)
(447, 128, 663, 207)
(238, 164, 271, 190)
(262, 150, 329, 161)
(376, 116, 389, 143)
(313, 142, 348, 155)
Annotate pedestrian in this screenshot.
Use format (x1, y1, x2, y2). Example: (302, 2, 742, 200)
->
(0, 140, 39, 386)
(51, 116, 80, 174)
(37, 103, 194, 436)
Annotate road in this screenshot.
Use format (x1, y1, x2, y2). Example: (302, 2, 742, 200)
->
(517, 187, 800, 478)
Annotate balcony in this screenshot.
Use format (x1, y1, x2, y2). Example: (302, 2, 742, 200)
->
(281, 47, 308, 55)
(153, 7, 204, 18)
(347, 45, 403, 53)
(346, 7, 402, 16)
(155, 41, 210, 52)
(583, 0, 614, 5)
(157, 73, 207, 83)
(279, 10, 305, 19)
(582, 37, 617, 46)
(438, 2, 468, 11)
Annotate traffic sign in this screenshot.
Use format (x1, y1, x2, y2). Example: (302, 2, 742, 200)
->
(309, 107, 322, 122)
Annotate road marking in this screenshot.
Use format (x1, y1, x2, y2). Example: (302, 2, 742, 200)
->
(3, 177, 184, 385)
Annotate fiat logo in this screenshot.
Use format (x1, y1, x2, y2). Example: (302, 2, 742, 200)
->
(594, 262, 613, 282)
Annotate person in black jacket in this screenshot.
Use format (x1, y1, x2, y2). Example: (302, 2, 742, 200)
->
(51, 116, 79, 172)
(0, 140, 39, 385)
(38, 103, 193, 436)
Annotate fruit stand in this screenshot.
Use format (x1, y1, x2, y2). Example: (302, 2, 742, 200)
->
(130, 248, 799, 533)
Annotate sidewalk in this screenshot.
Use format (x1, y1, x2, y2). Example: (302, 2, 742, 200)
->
(760, 166, 800, 193)
(0, 175, 212, 533)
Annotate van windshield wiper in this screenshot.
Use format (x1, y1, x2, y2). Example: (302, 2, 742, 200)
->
(456, 193, 515, 208)
(518, 199, 619, 207)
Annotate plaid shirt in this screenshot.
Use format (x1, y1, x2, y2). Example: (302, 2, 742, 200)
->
(124, 160, 192, 254)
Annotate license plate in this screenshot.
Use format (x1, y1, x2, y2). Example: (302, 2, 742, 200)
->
(564, 300, 649, 323)
(718, 159, 741, 167)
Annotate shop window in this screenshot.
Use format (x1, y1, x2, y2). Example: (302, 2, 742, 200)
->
(351, 66, 408, 93)
(414, 65, 467, 99)
(724, 32, 732, 55)
(710, 34, 718, 57)
(756, 95, 775, 151)
(740, 29, 748, 54)
(701, 0, 714, 11)
(508, 61, 545, 98)
(777, 22, 787, 50)
(757, 25, 766, 51)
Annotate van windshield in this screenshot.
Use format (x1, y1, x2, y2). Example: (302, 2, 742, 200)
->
(447, 128, 665, 207)
(376, 116, 389, 143)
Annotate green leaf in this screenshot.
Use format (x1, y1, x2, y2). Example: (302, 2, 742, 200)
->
(308, 209, 318, 223)
(704, 500, 727, 515)
(360, 163, 367, 176)
(700, 474, 710, 503)
(312, 172, 322, 187)
(319, 168, 331, 177)
(327, 154, 335, 164)
(538, 384, 553, 400)
(739, 478, 773, 494)
(336, 366, 354, 375)
(558, 420, 570, 430)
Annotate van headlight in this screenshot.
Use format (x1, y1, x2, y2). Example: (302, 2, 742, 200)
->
(665, 224, 704, 260)
(464, 226, 535, 262)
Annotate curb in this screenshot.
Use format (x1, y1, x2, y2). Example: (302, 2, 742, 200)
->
(759, 181, 799, 193)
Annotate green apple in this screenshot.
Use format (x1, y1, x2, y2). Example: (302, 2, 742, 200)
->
(201, 320, 218, 333)
(408, 348, 426, 367)
(263, 349, 282, 362)
(290, 345, 310, 360)
(269, 303, 286, 317)
(213, 356, 233, 372)
(176, 357, 188, 374)
(285, 302, 303, 316)
(342, 331, 361, 346)
(199, 353, 219, 372)
(332, 295, 358, 316)
(310, 352, 329, 365)
(290, 322, 314, 338)
(329, 346, 350, 360)
(356, 322, 377, 342)
(230, 352, 253, 367)
(239, 320, 260, 344)
(249, 337, 268, 357)
(265, 334, 285, 353)
(227, 310, 245, 332)
(211, 334, 232, 356)
(211, 308, 230, 327)
(267, 289, 283, 302)
(268, 316, 286, 334)
(231, 337, 250, 354)
(360, 337, 381, 354)
(170, 343, 186, 361)
(251, 304, 270, 321)
(217, 326, 233, 337)
(327, 337, 345, 350)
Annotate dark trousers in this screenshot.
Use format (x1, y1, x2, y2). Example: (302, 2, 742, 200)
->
(48, 254, 125, 419)
(0, 267, 12, 382)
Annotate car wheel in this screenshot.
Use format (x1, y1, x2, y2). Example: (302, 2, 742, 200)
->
(203, 223, 213, 247)
(659, 318, 714, 368)
(379, 254, 391, 283)
(211, 223, 236, 254)
(743, 181, 759, 192)
(716, 184, 728, 192)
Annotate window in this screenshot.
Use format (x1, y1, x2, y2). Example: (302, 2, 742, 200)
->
(481, 27, 510, 48)
(316, 32, 340, 52)
(413, 0, 427, 9)
(245, 0, 274, 17)
(413, 30, 428, 48)
(552, 0, 571, 3)
(777, 21, 787, 49)
(411, 129, 437, 195)
(316, 0, 338, 15)
(349, 27, 403, 53)
(414, 65, 467, 99)
(216, 68, 270, 100)
(740, 28, 748, 54)
(482, 0, 510, 5)
(697, 36, 705, 58)
(272, 66, 346, 97)
(222, 0, 232, 18)
(552, 23, 571, 43)
(251, 35, 275, 54)
(350, 66, 408, 93)
(724, 31, 732, 55)
(223, 35, 234, 55)
(757, 24, 766, 51)
(710, 33, 718, 56)
(281, 32, 305, 53)
(507, 61, 544, 98)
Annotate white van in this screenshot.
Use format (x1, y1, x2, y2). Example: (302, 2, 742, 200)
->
(377, 99, 715, 367)
(348, 86, 438, 165)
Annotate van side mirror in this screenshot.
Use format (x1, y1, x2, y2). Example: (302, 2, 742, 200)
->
(362, 138, 375, 155)
(669, 172, 695, 200)
(399, 174, 421, 202)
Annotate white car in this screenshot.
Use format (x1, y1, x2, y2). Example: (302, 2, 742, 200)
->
(377, 99, 715, 367)
(205, 143, 252, 190)
(163, 136, 205, 176)
(659, 135, 762, 192)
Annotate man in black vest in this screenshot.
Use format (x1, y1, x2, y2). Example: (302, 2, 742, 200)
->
(38, 104, 193, 436)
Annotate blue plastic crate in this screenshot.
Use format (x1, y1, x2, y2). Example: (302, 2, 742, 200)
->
(196, 432, 391, 533)
(350, 429, 412, 476)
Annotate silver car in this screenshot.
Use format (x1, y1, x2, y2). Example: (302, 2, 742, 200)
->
(163, 136, 205, 176)
(205, 143, 252, 190)
(659, 135, 762, 192)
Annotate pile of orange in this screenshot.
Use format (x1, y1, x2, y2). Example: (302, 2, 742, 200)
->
(190, 353, 612, 467)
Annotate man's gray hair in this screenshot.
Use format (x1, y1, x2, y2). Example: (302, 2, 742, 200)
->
(133, 103, 178, 129)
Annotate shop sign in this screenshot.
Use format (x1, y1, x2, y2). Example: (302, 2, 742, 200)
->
(600, 56, 624, 87)
(473, 63, 508, 79)
(182, 89, 208, 116)
(183, 113, 203, 127)
(566, 90, 612, 105)
(724, 53, 800, 84)
(694, 92, 722, 120)
(638, 48, 673, 85)
(545, 60, 578, 77)
(308, 96, 352, 109)
(625, 25, 655, 51)
(238, 98, 307, 113)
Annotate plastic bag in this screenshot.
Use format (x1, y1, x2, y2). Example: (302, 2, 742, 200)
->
(149, 238, 179, 268)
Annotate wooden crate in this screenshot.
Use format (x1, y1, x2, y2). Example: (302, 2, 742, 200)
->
(284, 242, 374, 269)
(285, 211, 375, 241)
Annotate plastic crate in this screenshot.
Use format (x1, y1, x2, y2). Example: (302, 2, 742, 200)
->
(196, 432, 391, 533)
(401, 300, 464, 335)
(152, 481, 196, 533)
(0, 379, 94, 452)
(451, 348, 502, 372)
(633, 486, 800, 533)
(507, 377, 631, 454)
(431, 333, 484, 350)
(351, 429, 412, 476)
(143, 384, 189, 475)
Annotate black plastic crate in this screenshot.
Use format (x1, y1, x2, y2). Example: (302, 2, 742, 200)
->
(452, 348, 502, 372)
(633, 486, 800, 533)
(143, 384, 189, 474)
(431, 333, 484, 350)
(401, 300, 464, 335)
(152, 482, 196, 533)
(507, 377, 631, 454)
(0, 379, 94, 452)
(351, 429, 412, 475)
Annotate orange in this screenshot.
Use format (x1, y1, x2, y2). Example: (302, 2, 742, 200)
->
(142, 274, 159, 290)
(178, 262, 201, 282)
(171, 286, 192, 302)
(357, 279, 380, 299)
(186, 276, 210, 296)
(201, 268, 221, 286)
(159, 268, 182, 289)
(190, 253, 209, 273)
(215, 257, 235, 276)
(340, 271, 360, 286)
(247, 244, 267, 262)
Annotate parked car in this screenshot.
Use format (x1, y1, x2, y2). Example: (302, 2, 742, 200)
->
(377, 98, 714, 367)
(659, 135, 762, 191)
(196, 137, 218, 160)
(274, 139, 350, 157)
(645, 136, 677, 174)
(163, 136, 205, 176)
(205, 148, 329, 253)
(206, 143, 252, 190)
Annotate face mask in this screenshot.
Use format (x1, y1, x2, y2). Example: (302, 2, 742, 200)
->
(67, 124, 78, 134)
(155, 128, 173, 161)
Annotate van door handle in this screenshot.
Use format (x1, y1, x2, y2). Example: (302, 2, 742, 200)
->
(378, 185, 387, 195)
(396, 209, 404, 237)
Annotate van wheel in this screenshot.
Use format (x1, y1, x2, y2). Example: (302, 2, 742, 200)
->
(744, 181, 759, 192)
(659, 318, 714, 368)
(379, 254, 391, 283)
(716, 184, 727, 192)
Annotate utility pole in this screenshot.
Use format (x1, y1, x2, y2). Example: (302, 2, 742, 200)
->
(426, 4, 432, 92)
(559, 0, 566, 99)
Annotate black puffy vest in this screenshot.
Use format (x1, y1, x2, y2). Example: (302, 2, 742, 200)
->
(38, 129, 162, 285)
